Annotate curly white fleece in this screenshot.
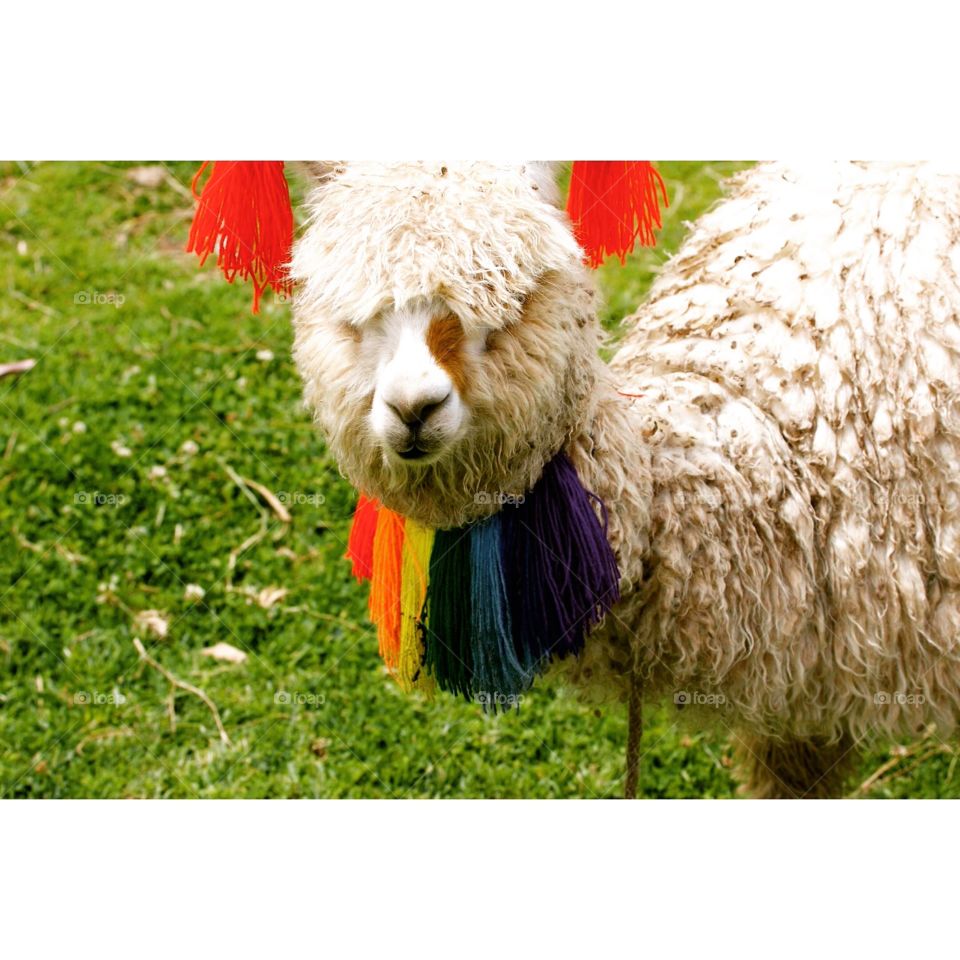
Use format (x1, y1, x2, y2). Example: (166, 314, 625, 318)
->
(583, 162, 960, 747)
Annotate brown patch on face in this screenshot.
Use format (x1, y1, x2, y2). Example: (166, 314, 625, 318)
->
(425, 312, 468, 395)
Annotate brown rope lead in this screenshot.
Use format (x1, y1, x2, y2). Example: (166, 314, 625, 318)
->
(625, 663, 643, 799)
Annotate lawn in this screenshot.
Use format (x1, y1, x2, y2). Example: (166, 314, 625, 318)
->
(0, 160, 955, 798)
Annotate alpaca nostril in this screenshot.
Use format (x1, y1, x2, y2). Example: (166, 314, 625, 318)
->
(416, 395, 448, 424)
(387, 390, 451, 429)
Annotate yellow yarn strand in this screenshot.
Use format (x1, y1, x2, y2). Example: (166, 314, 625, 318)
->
(398, 520, 435, 694)
(370, 508, 405, 670)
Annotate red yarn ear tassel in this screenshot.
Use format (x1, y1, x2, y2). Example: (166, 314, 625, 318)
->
(186, 161, 293, 314)
(566, 161, 668, 268)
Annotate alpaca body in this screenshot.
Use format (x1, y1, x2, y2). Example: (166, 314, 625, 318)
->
(569, 162, 960, 758)
(291, 161, 960, 796)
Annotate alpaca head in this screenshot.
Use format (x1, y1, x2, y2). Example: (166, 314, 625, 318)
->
(291, 162, 603, 529)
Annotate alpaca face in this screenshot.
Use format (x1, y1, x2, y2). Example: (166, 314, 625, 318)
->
(290, 162, 601, 527)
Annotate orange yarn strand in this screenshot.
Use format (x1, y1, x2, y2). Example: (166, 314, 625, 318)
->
(369, 508, 404, 669)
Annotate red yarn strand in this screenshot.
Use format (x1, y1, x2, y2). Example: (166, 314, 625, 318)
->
(186, 161, 293, 313)
(346, 493, 380, 582)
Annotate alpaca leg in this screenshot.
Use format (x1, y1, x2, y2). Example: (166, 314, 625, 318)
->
(733, 732, 858, 799)
(624, 667, 643, 799)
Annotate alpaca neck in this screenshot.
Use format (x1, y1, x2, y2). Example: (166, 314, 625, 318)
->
(565, 359, 655, 593)
(567, 359, 815, 703)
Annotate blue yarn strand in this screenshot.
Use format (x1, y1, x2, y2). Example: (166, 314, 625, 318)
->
(469, 514, 532, 708)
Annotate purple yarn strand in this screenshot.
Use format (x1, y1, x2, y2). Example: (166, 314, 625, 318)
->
(503, 453, 621, 667)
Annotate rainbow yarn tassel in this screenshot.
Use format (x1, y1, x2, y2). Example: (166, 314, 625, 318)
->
(344, 452, 620, 707)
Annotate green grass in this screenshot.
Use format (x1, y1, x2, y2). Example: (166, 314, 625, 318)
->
(0, 160, 955, 798)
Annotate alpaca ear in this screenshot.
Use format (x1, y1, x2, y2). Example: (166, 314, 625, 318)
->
(294, 161, 344, 184)
(526, 162, 563, 207)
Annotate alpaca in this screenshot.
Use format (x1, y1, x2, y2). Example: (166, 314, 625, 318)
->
(290, 161, 960, 798)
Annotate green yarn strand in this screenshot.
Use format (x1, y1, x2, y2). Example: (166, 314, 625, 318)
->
(422, 527, 474, 699)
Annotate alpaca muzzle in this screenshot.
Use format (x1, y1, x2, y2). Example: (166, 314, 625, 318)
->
(373, 386, 462, 463)
(372, 348, 464, 463)
(392, 393, 451, 462)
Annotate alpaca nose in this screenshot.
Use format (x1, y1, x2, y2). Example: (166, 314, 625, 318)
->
(386, 389, 451, 430)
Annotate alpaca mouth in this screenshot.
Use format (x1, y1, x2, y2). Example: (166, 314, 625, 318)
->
(384, 430, 448, 466)
(396, 443, 434, 462)
(388, 433, 453, 467)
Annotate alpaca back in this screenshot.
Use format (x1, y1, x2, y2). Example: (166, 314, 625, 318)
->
(611, 162, 960, 738)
